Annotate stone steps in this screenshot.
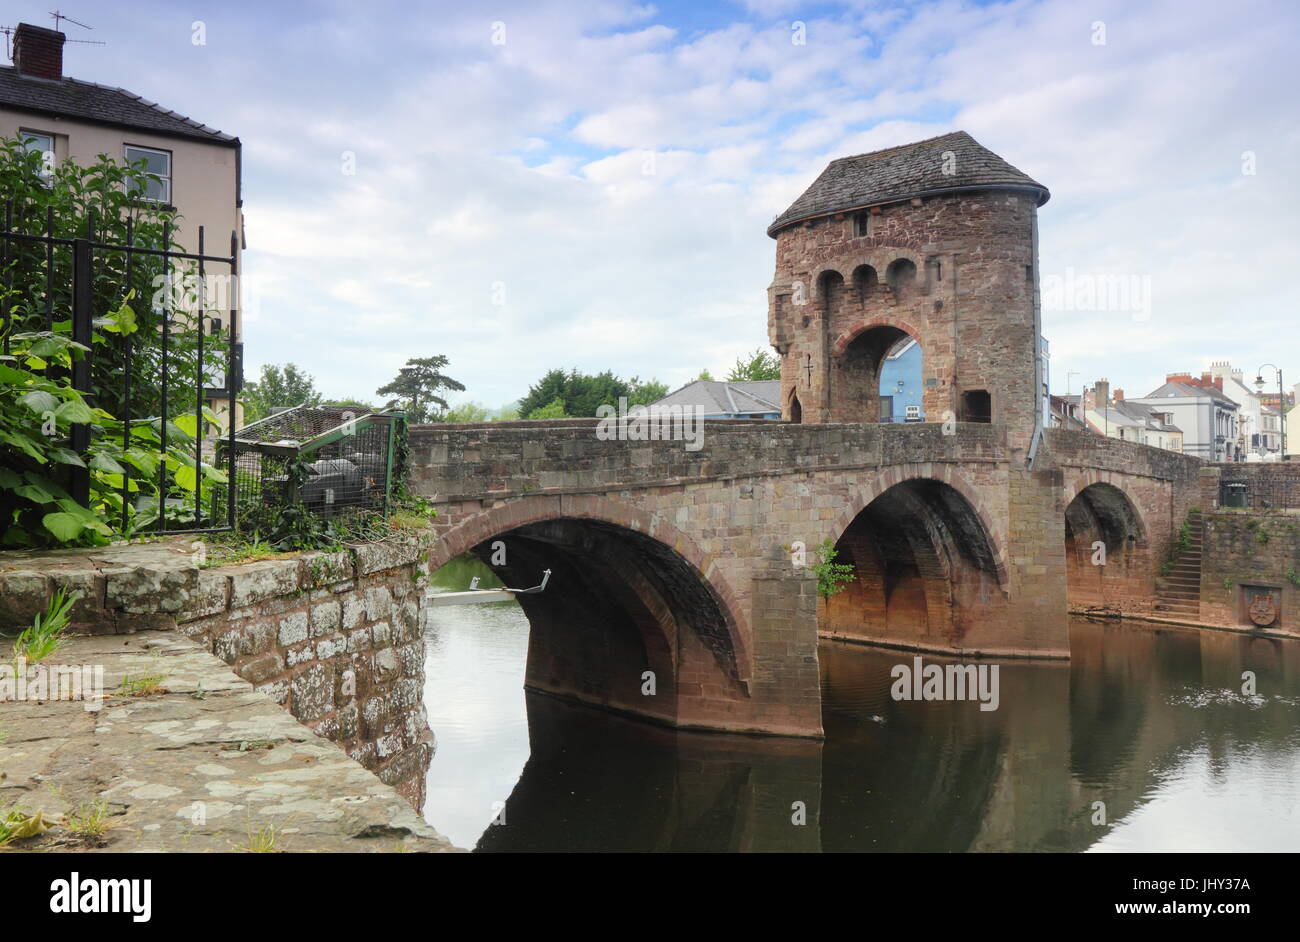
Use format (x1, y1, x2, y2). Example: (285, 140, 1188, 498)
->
(1154, 511, 1202, 617)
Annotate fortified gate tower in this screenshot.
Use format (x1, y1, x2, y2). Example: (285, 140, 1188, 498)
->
(767, 131, 1050, 453)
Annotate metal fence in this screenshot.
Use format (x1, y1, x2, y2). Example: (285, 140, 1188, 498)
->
(1, 203, 240, 535)
(215, 406, 403, 524)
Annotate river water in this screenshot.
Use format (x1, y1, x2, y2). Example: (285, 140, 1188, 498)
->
(421, 590, 1300, 852)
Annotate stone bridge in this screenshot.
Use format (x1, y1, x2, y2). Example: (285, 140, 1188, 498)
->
(409, 419, 1203, 739)
(407, 133, 1209, 739)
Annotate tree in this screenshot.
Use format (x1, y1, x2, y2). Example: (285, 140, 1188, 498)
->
(321, 396, 376, 412)
(526, 397, 570, 419)
(376, 355, 465, 423)
(696, 368, 715, 382)
(443, 401, 491, 423)
(627, 377, 669, 406)
(516, 368, 669, 418)
(241, 364, 321, 423)
(726, 348, 781, 382)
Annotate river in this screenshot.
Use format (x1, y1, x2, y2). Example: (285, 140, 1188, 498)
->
(421, 572, 1300, 852)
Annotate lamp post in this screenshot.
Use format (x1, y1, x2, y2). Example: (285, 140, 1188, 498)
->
(1255, 364, 1286, 459)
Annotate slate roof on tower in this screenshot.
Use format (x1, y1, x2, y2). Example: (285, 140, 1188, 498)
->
(768, 131, 1048, 237)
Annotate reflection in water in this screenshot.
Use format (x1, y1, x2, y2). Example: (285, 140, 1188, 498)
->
(422, 601, 1300, 852)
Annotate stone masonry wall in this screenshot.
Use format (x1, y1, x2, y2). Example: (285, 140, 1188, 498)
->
(767, 191, 1042, 454)
(0, 534, 435, 809)
(1202, 462, 1300, 511)
(1198, 510, 1300, 635)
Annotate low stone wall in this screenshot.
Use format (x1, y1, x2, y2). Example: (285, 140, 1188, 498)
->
(1202, 462, 1300, 511)
(0, 532, 436, 809)
(1198, 510, 1300, 635)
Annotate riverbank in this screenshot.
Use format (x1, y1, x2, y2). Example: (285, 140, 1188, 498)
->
(0, 630, 459, 852)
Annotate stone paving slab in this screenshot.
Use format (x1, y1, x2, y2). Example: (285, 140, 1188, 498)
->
(0, 632, 461, 853)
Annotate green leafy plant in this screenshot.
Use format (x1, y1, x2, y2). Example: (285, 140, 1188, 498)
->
(1286, 568, 1300, 588)
(11, 588, 80, 664)
(812, 538, 856, 600)
(0, 137, 231, 546)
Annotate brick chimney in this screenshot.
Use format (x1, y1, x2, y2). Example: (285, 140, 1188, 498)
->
(1167, 372, 1193, 383)
(1199, 371, 1223, 391)
(1113, 388, 1124, 402)
(12, 23, 66, 81)
(1094, 378, 1110, 407)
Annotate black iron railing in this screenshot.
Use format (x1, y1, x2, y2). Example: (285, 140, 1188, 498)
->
(1, 204, 240, 535)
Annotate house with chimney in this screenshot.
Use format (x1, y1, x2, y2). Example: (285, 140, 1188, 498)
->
(1083, 379, 1183, 452)
(1130, 372, 1239, 461)
(1206, 361, 1281, 457)
(0, 22, 244, 425)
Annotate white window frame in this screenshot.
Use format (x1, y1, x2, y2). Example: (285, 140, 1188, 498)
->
(124, 144, 172, 204)
(20, 130, 55, 185)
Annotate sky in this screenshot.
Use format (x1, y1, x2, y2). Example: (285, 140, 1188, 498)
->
(10, 0, 1300, 411)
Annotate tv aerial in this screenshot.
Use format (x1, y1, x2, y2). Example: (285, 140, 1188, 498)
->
(49, 10, 106, 46)
(2, 11, 106, 58)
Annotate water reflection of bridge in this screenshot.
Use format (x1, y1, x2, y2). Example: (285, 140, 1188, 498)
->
(473, 619, 1300, 853)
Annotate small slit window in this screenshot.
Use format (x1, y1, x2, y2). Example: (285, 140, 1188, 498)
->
(853, 212, 870, 237)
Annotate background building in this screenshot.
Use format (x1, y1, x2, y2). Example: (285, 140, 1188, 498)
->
(0, 22, 244, 426)
(648, 379, 780, 419)
(1131, 372, 1238, 461)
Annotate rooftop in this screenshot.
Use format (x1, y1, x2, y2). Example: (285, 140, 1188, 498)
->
(650, 379, 781, 417)
(768, 130, 1048, 236)
(1138, 381, 1238, 406)
(0, 65, 237, 145)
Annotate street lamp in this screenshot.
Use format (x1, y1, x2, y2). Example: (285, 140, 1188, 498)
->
(1255, 364, 1286, 459)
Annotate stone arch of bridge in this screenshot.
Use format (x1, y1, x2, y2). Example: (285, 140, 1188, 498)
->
(820, 466, 1009, 648)
(1062, 474, 1151, 609)
(430, 496, 753, 723)
(1061, 470, 1151, 540)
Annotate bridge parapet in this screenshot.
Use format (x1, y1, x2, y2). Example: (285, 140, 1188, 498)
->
(1043, 428, 1203, 482)
(409, 419, 1008, 501)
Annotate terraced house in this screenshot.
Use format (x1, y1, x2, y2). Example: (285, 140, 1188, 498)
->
(0, 21, 244, 425)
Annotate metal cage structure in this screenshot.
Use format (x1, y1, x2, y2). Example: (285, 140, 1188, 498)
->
(215, 406, 405, 523)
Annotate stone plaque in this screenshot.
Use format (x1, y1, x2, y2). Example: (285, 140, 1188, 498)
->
(1243, 586, 1280, 627)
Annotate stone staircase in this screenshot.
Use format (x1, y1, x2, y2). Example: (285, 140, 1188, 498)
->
(1153, 510, 1202, 619)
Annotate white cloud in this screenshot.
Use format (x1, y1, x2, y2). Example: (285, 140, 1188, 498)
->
(29, 0, 1295, 406)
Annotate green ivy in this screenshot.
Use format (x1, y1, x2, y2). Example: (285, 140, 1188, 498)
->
(813, 538, 856, 601)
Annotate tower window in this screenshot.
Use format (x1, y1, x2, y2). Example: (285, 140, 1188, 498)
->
(854, 212, 870, 237)
(961, 390, 992, 423)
